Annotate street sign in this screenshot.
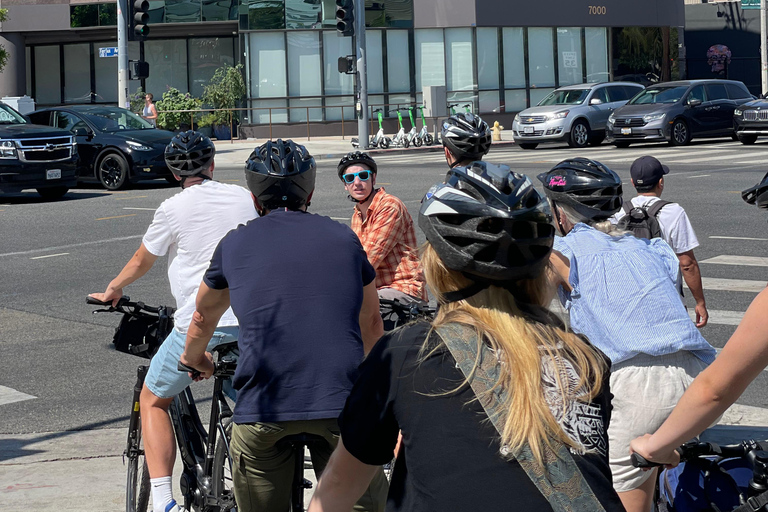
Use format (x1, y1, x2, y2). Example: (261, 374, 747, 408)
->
(99, 47, 119, 58)
(742, 0, 760, 10)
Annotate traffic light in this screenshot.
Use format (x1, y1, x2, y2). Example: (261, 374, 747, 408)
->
(130, 60, 150, 80)
(338, 55, 355, 74)
(335, 0, 354, 37)
(129, 0, 150, 41)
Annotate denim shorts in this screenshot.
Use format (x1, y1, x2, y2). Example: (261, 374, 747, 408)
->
(145, 326, 239, 399)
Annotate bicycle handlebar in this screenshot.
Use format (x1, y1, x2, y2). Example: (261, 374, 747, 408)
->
(177, 357, 237, 379)
(86, 295, 162, 315)
(631, 440, 768, 469)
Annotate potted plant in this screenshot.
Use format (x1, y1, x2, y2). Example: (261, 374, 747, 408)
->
(155, 87, 202, 132)
(200, 64, 246, 140)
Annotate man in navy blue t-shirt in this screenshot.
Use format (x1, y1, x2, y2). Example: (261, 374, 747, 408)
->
(181, 140, 388, 512)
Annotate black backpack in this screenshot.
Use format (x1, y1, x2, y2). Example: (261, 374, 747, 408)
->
(617, 200, 671, 240)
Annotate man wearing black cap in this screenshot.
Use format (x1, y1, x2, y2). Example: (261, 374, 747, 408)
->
(614, 155, 708, 327)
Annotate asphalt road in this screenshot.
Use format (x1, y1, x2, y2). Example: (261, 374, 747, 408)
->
(2, 137, 768, 435)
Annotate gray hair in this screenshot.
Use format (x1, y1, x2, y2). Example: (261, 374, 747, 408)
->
(551, 200, 628, 237)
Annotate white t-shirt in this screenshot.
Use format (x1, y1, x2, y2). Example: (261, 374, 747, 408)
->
(142, 180, 258, 333)
(610, 195, 699, 254)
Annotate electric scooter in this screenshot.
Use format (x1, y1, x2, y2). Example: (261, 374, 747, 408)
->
(405, 107, 421, 147)
(416, 106, 434, 146)
(352, 108, 391, 149)
(389, 109, 410, 148)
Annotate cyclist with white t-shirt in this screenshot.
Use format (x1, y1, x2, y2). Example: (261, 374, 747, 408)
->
(611, 155, 708, 327)
(89, 131, 257, 512)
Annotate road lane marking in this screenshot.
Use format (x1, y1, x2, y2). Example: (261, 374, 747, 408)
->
(688, 174, 710, 178)
(96, 214, 137, 221)
(691, 309, 744, 326)
(115, 195, 147, 200)
(0, 385, 36, 406)
(330, 217, 350, 221)
(0, 234, 143, 258)
(710, 236, 768, 241)
(692, 277, 766, 293)
(701, 255, 768, 267)
(29, 253, 69, 260)
(221, 179, 240, 182)
(123, 207, 156, 211)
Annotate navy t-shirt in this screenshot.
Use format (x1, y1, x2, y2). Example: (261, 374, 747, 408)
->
(204, 209, 376, 424)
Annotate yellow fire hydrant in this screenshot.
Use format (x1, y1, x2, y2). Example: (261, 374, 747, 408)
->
(492, 120, 504, 141)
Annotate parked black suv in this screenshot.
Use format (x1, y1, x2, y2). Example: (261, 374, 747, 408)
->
(0, 102, 78, 199)
(734, 97, 768, 144)
(606, 79, 754, 147)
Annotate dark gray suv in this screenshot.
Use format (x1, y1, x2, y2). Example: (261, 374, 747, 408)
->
(606, 79, 754, 147)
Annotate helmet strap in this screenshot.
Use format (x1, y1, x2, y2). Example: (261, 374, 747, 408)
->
(440, 281, 489, 304)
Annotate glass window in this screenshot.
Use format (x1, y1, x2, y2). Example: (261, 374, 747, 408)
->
(504, 89, 527, 112)
(289, 97, 322, 122)
(448, 91, 475, 114)
(366, 0, 413, 28)
(539, 88, 589, 106)
(477, 28, 499, 91)
(629, 86, 688, 105)
(287, 31, 321, 97)
(556, 27, 582, 86)
(386, 93, 412, 117)
(28, 111, 51, 125)
(81, 107, 154, 131)
(94, 41, 118, 103)
(286, 0, 321, 28)
(248, 32, 287, 98)
(325, 95, 355, 122)
(64, 44, 91, 104)
(726, 83, 750, 100)
(605, 86, 627, 102)
(163, 0, 202, 23)
(70, 4, 99, 27)
(53, 111, 88, 131)
(591, 88, 608, 104)
(585, 28, 608, 83)
(479, 91, 500, 114)
(189, 38, 235, 98)
(99, 3, 117, 25)
(502, 28, 525, 89)
(202, 0, 237, 21)
(622, 85, 643, 101)
(706, 83, 728, 101)
(249, 98, 287, 124)
(145, 39, 189, 94)
(323, 31, 353, 96)
(367, 30, 384, 95)
(687, 85, 707, 103)
(445, 28, 474, 92)
(241, 0, 285, 30)
(386, 30, 410, 94)
(34, 46, 61, 105)
(528, 28, 555, 89)
(530, 87, 555, 106)
(415, 29, 445, 91)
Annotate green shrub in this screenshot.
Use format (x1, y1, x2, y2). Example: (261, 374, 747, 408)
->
(155, 87, 202, 131)
(129, 87, 146, 116)
(200, 64, 246, 127)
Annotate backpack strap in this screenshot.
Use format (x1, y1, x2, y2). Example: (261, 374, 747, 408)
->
(434, 322, 606, 512)
(646, 199, 672, 218)
(733, 489, 768, 512)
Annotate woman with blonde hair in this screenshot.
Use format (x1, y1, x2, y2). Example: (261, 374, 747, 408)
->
(308, 162, 623, 512)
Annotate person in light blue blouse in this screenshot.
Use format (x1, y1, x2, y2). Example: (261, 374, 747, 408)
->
(538, 158, 716, 512)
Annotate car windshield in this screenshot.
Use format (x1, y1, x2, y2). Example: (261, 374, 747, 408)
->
(79, 108, 154, 132)
(538, 89, 589, 106)
(628, 86, 688, 105)
(0, 104, 26, 125)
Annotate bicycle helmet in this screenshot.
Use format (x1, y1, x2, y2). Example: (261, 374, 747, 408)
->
(337, 151, 378, 180)
(244, 139, 316, 211)
(742, 171, 768, 210)
(419, 162, 554, 301)
(441, 113, 492, 164)
(537, 158, 623, 221)
(164, 130, 216, 178)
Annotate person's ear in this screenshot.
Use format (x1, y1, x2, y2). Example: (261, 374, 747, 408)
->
(444, 146, 454, 165)
(630, 178, 635, 188)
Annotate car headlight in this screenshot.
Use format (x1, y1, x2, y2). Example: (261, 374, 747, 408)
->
(734, 109, 743, 116)
(643, 113, 666, 123)
(514, 114, 520, 123)
(0, 140, 17, 159)
(126, 140, 153, 151)
(549, 110, 569, 120)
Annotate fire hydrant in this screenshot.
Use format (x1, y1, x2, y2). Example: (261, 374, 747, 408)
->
(492, 120, 504, 141)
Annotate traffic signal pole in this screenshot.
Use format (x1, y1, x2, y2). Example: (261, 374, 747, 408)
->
(355, 0, 369, 149)
(117, 0, 129, 109)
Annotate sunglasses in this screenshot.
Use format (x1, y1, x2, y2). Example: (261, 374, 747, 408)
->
(342, 170, 372, 184)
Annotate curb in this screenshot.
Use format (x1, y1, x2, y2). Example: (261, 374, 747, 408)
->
(308, 140, 519, 161)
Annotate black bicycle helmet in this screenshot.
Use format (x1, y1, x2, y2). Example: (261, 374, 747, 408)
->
(537, 158, 623, 221)
(742, 172, 768, 210)
(337, 151, 378, 180)
(244, 139, 316, 210)
(419, 162, 554, 300)
(441, 113, 492, 164)
(164, 130, 216, 178)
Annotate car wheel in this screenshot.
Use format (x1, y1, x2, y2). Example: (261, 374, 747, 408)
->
(613, 142, 631, 148)
(37, 187, 69, 200)
(518, 143, 538, 150)
(670, 119, 691, 146)
(568, 120, 590, 148)
(738, 134, 758, 145)
(97, 152, 130, 191)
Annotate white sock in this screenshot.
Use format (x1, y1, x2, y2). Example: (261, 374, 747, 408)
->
(150, 476, 174, 512)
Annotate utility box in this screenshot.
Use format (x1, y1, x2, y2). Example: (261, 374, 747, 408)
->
(2, 95, 36, 115)
(423, 86, 447, 118)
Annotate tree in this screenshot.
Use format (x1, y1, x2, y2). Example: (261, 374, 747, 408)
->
(0, 9, 8, 73)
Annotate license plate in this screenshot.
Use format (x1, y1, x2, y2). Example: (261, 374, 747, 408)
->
(621, 127, 632, 135)
(523, 126, 534, 134)
(46, 169, 61, 180)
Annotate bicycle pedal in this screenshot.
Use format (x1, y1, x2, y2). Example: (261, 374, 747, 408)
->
(302, 478, 313, 489)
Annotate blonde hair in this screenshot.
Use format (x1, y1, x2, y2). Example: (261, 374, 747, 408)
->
(555, 201, 628, 237)
(421, 243, 606, 464)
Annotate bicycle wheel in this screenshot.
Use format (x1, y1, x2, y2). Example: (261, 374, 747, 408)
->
(212, 416, 237, 511)
(126, 423, 151, 512)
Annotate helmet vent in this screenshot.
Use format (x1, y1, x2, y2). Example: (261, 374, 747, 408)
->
(477, 217, 504, 234)
(475, 244, 498, 263)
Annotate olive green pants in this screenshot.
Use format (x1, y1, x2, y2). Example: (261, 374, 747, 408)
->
(230, 418, 388, 512)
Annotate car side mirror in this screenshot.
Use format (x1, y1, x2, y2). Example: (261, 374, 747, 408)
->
(22, 114, 32, 123)
(688, 98, 702, 108)
(589, 98, 603, 105)
(73, 127, 88, 137)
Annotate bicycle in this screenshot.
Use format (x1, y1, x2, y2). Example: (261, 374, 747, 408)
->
(87, 296, 237, 512)
(632, 439, 768, 511)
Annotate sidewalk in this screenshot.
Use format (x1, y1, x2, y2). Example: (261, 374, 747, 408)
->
(3, 403, 768, 511)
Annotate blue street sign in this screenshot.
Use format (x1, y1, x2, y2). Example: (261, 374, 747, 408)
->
(742, 0, 761, 9)
(99, 47, 119, 58)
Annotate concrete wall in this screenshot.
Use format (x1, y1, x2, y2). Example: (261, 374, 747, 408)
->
(1, 2, 71, 32)
(413, 0, 476, 28)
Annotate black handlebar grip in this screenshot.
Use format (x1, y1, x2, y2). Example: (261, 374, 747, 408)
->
(177, 361, 201, 379)
(630, 453, 664, 468)
(86, 296, 110, 306)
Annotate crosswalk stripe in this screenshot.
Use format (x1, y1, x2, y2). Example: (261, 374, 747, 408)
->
(692, 309, 745, 326)
(693, 277, 767, 293)
(701, 255, 768, 267)
(0, 385, 36, 406)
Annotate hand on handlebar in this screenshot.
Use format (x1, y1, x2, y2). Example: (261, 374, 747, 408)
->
(180, 351, 215, 381)
(629, 434, 681, 470)
(89, 287, 124, 307)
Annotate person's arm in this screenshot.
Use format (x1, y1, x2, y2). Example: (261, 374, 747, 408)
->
(362, 206, 404, 271)
(678, 249, 708, 327)
(180, 281, 230, 379)
(147, 103, 158, 121)
(89, 244, 158, 306)
(630, 288, 768, 464)
(308, 438, 382, 512)
(359, 282, 383, 355)
(548, 249, 572, 293)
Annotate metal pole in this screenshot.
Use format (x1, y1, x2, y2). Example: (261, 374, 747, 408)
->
(117, 0, 129, 109)
(356, 0, 369, 149)
(762, 0, 768, 95)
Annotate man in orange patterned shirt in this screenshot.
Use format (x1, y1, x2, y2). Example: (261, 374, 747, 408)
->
(338, 151, 427, 329)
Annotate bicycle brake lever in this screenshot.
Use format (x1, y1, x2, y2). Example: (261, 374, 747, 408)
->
(177, 361, 201, 379)
(630, 453, 665, 468)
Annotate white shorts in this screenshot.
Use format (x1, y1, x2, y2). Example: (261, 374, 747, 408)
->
(608, 351, 709, 493)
